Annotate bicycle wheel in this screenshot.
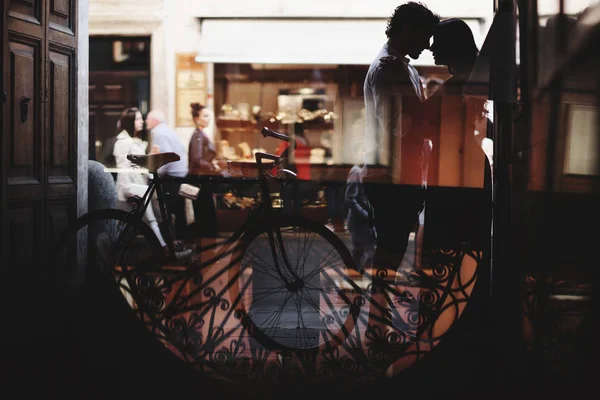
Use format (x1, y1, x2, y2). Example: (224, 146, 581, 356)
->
(53, 209, 165, 302)
(229, 214, 363, 352)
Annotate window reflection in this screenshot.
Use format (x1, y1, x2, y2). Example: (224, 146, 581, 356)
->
(564, 105, 599, 176)
(537, 0, 600, 86)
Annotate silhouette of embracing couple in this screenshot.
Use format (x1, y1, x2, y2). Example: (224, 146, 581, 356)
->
(356, 1, 489, 278)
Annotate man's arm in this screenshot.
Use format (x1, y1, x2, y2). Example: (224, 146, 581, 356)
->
(373, 65, 419, 142)
(189, 135, 215, 172)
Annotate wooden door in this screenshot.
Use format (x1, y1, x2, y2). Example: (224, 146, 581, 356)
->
(2, 0, 78, 288)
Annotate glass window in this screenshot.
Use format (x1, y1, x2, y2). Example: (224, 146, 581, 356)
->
(564, 105, 599, 176)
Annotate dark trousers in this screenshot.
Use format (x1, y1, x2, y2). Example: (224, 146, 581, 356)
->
(192, 182, 217, 238)
(162, 181, 187, 240)
(364, 184, 425, 273)
(326, 184, 345, 224)
(349, 227, 376, 272)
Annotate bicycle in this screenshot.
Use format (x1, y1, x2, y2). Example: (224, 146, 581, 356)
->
(55, 127, 363, 353)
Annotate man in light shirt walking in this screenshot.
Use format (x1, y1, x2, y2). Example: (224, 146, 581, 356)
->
(146, 110, 189, 240)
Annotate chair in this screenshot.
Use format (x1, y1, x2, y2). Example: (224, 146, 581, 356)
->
(88, 160, 117, 211)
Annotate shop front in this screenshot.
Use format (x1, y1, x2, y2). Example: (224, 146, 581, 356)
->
(182, 17, 487, 230)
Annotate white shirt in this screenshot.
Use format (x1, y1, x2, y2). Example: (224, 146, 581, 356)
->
(149, 123, 188, 177)
(113, 130, 149, 201)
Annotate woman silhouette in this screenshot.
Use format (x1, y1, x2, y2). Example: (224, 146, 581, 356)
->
(431, 18, 479, 83)
(431, 18, 493, 185)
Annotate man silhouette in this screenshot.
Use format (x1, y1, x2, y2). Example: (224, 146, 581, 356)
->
(363, 2, 440, 278)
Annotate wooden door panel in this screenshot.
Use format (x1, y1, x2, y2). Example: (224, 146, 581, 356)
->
(102, 107, 126, 138)
(8, 0, 42, 25)
(7, 36, 43, 196)
(3, 0, 78, 282)
(103, 83, 126, 102)
(48, 0, 74, 34)
(89, 83, 100, 102)
(46, 200, 73, 249)
(88, 70, 150, 161)
(47, 46, 76, 194)
(8, 16, 44, 40)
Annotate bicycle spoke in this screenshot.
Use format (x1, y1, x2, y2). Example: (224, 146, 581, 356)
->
(304, 249, 347, 282)
(232, 214, 357, 351)
(244, 285, 288, 305)
(243, 247, 286, 283)
(255, 290, 294, 336)
(293, 230, 314, 277)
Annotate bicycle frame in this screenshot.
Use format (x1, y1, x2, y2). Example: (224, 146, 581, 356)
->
(118, 171, 176, 258)
(124, 127, 300, 270)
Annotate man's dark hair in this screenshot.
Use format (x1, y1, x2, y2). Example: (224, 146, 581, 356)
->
(385, 2, 441, 38)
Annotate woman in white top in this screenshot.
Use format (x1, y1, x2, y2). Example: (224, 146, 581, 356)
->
(112, 107, 168, 249)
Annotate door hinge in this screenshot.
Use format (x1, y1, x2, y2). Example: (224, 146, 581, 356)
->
(2, 92, 6, 103)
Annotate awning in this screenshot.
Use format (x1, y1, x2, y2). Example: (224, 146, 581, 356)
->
(194, 18, 486, 66)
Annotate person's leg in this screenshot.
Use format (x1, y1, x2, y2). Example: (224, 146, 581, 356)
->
(350, 233, 365, 271)
(194, 185, 219, 290)
(163, 181, 187, 240)
(173, 190, 188, 240)
(198, 184, 217, 239)
(127, 183, 167, 248)
(364, 184, 423, 345)
(369, 185, 423, 273)
(363, 229, 377, 271)
(191, 194, 201, 237)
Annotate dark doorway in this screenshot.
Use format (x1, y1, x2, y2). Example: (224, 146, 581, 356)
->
(89, 36, 151, 164)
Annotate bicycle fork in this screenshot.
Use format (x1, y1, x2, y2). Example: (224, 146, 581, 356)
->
(268, 227, 305, 291)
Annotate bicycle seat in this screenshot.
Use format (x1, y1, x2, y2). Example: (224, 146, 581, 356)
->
(127, 152, 180, 171)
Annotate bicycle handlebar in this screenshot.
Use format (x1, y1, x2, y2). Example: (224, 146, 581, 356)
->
(260, 126, 296, 163)
(261, 127, 295, 147)
(256, 127, 298, 179)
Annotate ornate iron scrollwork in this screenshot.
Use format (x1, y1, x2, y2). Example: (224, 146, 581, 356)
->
(113, 239, 483, 385)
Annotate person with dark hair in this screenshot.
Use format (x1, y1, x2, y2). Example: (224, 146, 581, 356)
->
(381, 18, 487, 133)
(429, 18, 490, 156)
(431, 18, 479, 83)
(188, 102, 220, 239)
(113, 108, 149, 208)
(113, 107, 191, 260)
(363, 1, 440, 278)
